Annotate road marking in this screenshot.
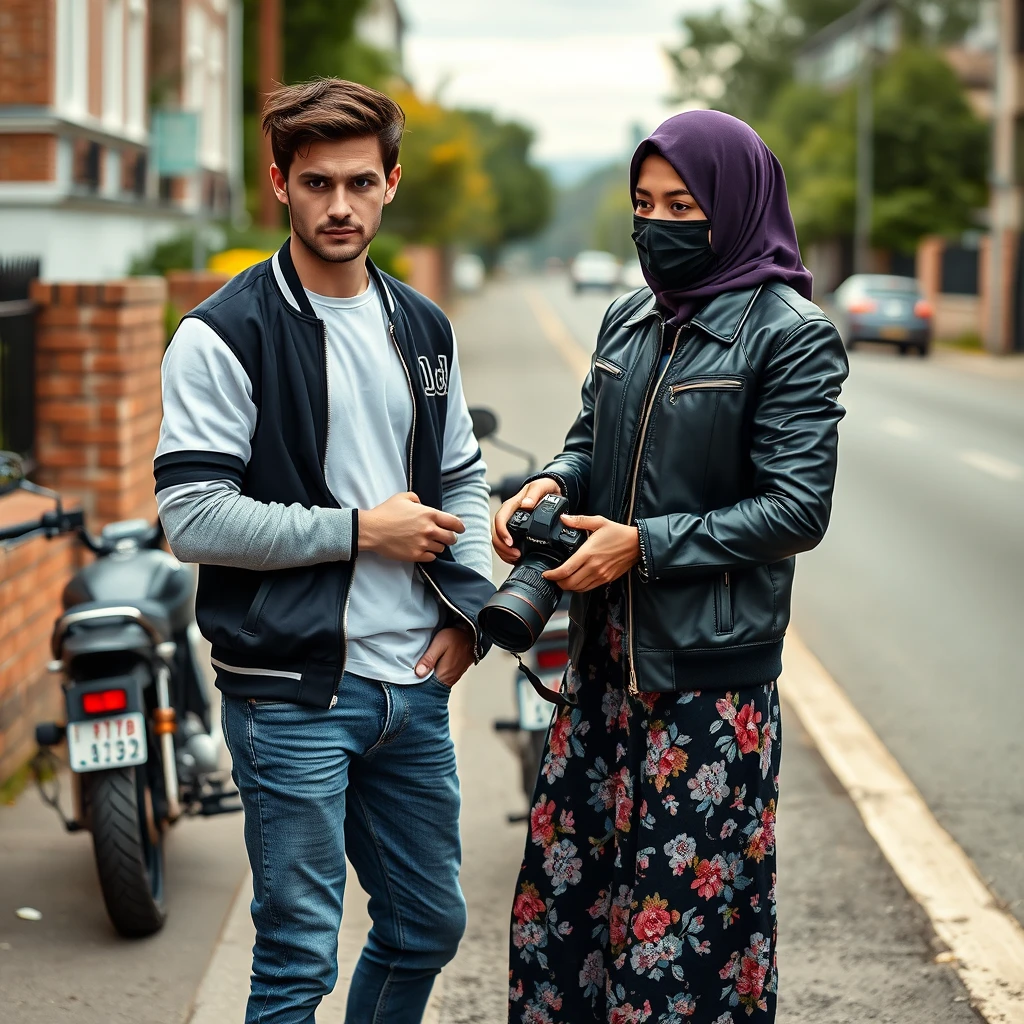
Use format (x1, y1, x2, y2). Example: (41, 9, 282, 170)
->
(959, 450, 1022, 481)
(522, 286, 592, 379)
(185, 692, 466, 1024)
(881, 416, 921, 439)
(782, 630, 1024, 1023)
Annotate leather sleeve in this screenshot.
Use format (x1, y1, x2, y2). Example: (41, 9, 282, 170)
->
(636, 317, 849, 580)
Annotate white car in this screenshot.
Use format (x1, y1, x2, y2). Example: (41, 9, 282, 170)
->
(570, 250, 620, 293)
(452, 253, 486, 294)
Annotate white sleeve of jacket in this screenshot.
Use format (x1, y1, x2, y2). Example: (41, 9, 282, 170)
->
(156, 317, 355, 570)
(440, 330, 493, 581)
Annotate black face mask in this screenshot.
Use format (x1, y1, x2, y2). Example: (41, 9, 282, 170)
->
(632, 216, 718, 288)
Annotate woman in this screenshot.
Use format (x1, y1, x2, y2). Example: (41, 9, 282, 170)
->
(494, 110, 848, 1023)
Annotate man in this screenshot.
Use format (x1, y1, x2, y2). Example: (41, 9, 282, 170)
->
(155, 79, 494, 1023)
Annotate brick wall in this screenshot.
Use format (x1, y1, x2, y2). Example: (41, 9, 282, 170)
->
(0, 0, 53, 106)
(165, 269, 232, 315)
(0, 491, 78, 785)
(0, 134, 57, 182)
(30, 277, 168, 526)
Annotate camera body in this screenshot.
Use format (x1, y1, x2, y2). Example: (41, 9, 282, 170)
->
(506, 494, 586, 568)
(479, 494, 587, 654)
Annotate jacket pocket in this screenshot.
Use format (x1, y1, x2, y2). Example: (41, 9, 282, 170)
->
(594, 356, 625, 379)
(669, 376, 745, 400)
(714, 572, 735, 635)
(240, 578, 274, 636)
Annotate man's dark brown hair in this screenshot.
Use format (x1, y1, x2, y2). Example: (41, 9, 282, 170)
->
(261, 78, 405, 177)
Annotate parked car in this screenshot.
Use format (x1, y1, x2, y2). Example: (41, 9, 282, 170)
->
(570, 250, 620, 293)
(452, 253, 486, 294)
(832, 274, 933, 356)
(619, 259, 648, 292)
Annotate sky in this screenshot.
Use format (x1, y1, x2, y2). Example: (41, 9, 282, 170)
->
(401, 0, 742, 175)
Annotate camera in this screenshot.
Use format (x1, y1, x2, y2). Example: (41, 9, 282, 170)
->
(478, 494, 587, 653)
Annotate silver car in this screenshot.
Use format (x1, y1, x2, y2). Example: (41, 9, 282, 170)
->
(833, 274, 933, 356)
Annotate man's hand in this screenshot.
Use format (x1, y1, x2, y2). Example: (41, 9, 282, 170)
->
(492, 477, 563, 565)
(360, 492, 465, 562)
(543, 515, 640, 592)
(415, 627, 476, 687)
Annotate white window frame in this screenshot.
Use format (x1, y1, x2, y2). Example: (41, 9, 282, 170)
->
(102, 0, 126, 129)
(55, 0, 89, 119)
(125, 0, 147, 137)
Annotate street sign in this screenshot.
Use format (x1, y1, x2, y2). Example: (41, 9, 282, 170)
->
(151, 111, 200, 176)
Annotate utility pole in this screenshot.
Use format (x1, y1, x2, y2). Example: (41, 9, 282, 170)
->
(987, 0, 1016, 354)
(854, 0, 874, 275)
(258, 0, 282, 230)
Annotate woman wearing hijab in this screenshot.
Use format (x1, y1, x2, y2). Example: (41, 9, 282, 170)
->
(495, 110, 848, 1023)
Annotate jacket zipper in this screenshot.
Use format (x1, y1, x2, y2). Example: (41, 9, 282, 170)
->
(669, 377, 744, 398)
(594, 356, 625, 378)
(624, 324, 683, 695)
(322, 319, 352, 710)
(716, 571, 734, 633)
(388, 322, 482, 661)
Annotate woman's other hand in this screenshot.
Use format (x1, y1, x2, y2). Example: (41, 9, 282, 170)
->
(542, 515, 640, 592)
(492, 477, 563, 565)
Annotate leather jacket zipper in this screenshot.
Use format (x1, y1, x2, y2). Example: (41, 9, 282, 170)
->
(388, 322, 482, 661)
(624, 324, 683, 695)
(594, 356, 625, 378)
(670, 377, 744, 398)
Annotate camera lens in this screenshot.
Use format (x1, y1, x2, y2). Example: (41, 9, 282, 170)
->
(479, 559, 563, 653)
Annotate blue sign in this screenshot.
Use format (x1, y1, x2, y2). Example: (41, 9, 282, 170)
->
(151, 111, 200, 175)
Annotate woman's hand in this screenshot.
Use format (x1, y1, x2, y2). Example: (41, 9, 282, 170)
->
(543, 515, 640, 592)
(492, 477, 563, 565)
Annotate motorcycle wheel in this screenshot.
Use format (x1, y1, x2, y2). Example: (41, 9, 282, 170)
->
(521, 729, 548, 801)
(86, 766, 167, 937)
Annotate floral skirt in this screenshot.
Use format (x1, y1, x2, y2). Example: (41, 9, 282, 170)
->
(508, 588, 782, 1024)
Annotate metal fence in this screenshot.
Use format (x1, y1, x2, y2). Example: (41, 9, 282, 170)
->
(0, 258, 40, 459)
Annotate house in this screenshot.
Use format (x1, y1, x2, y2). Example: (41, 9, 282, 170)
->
(0, 0, 243, 281)
(356, 0, 406, 71)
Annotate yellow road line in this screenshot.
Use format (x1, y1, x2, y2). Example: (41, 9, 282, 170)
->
(525, 286, 1024, 1023)
(522, 285, 592, 380)
(783, 630, 1024, 1023)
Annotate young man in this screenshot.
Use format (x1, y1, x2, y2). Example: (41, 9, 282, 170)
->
(155, 79, 494, 1023)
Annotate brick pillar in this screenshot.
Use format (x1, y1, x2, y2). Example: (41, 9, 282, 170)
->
(978, 230, 1018, 353)
(916, 236, 944, 308)
(30, 278, 168, 527)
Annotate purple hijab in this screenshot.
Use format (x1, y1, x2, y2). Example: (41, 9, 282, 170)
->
(630, 110, 812, 323)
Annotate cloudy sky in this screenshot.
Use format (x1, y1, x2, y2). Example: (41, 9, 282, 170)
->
(401, 0, 741, 170)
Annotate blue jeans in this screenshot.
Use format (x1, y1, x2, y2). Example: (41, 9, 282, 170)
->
(221, 673, 466, 1024)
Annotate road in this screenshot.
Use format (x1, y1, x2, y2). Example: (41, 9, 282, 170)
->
(0, 274, 1007, 1022)
(537, 275, 1024, 928)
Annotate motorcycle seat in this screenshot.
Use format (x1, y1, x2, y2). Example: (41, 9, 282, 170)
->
(56, 599, 173, 647)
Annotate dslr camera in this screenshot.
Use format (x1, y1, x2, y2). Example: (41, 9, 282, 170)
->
(478, 494, 587, 653)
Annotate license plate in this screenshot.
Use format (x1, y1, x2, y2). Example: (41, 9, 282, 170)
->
(879, 325, 909, 340)
(67, 713, 147, 773)
(517, 676, 558, 731)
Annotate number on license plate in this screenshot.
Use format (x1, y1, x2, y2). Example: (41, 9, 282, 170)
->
(517, 677, 557, 731)
(67, 713, 147, 773)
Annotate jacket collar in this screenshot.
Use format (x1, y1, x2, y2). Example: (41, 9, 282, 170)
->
(273, 239, 397, 321)
(623, 285, 763, 344)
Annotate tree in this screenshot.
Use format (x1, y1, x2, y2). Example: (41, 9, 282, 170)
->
(464, 111, 553, 258)
(773, 47, 988, 251)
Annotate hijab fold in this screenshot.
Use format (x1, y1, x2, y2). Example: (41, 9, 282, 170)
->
(629, 110, 813, 324)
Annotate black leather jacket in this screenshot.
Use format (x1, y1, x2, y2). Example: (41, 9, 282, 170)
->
(540, 282, 848, 694)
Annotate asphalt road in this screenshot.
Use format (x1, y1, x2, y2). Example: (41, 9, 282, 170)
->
(0, 274, 995, 1023)
(536, 273, 1024, 927)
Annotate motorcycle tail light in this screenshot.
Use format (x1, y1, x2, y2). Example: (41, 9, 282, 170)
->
(913, 300, 933, 319)
(536, 648, 569, 671)
(82, 688, 128, 714)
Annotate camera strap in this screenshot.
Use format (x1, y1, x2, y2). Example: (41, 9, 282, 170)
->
(515, 655, 578, 708)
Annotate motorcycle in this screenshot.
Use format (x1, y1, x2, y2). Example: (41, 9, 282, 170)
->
(0, 452, 238, 937)
(468, 409, 570, 813)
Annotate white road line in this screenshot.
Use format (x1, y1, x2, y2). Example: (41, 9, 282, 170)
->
(782, 631, 1024, 1023)
(523, 286, 592, 380)
(959, 449, 1023, 481)
(881, 416, 921, 439)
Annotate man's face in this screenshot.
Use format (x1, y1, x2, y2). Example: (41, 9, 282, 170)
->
(270, 136, 401, 264)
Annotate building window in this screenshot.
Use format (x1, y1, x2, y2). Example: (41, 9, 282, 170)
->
(206, 25, 225, 170)
(103, 0, 125, 129)
(55, 0, 89, 118)
(72, 140, 103, 193)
